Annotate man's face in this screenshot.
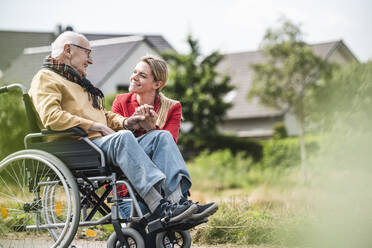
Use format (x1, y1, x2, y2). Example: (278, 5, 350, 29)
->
(68, 38, 93, 77)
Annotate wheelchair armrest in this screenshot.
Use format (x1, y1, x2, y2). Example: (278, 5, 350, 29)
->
(41, 127, 88, 137)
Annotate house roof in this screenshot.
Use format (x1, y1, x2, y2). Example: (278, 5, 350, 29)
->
(217, 40, 358, 120)
(1, 36, 145, 88)
(0, 30, 174, 72)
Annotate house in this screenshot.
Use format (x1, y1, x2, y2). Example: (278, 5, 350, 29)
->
(0, 28, 173, 73)
(0, 30, 173, 94)
(217, 40, 358, 138)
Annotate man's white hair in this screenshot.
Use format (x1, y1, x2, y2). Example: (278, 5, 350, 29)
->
(51, 31, 88, 58)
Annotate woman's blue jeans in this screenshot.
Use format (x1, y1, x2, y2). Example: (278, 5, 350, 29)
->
(92, 130, 191, 199)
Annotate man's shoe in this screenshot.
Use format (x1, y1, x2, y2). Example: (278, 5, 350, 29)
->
(167, 217, 209, 231)
(180, 199, 218, 220)
(191, 202, 218, 220)
(151, 199, 198, 223)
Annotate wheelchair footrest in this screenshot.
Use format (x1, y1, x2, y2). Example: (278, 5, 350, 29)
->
(146, 217, 208, 233)
(146, 219, 164, 233)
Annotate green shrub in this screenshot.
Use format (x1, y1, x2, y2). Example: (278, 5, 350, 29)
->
(0, 85, 28, 160)
(188, 148, 301, 190)
(188, 149, 255, 190)
(103, 91, 127, 111)
(180, 133, 263, 161)
(261, 136, 319, 168)
(273, 122, 288, 139)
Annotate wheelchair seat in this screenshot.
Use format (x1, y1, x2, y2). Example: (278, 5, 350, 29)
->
(28, 139, 116, 177)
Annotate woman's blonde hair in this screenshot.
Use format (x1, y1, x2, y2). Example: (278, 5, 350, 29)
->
(140, 55, 168, 90)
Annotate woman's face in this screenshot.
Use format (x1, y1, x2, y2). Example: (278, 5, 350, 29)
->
(129, 61, 160, 94)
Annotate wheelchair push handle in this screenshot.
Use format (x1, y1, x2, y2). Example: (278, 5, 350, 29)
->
(0, 83, 27, 95)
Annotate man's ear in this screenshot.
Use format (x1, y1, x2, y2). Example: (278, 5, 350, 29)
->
(63, 44, 72, 58)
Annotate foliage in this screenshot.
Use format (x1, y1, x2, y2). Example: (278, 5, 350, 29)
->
(181, 133, 262, 161)
(261, 136, 319, 169)
(0, 85, 28, 160)
(272, 122, 288, 139)
(188, 149, 255, 190)
(187, 146, 304, 191)
(308, 61, 372, 131)
(104, 90, 127, 111)
(248, 17, 334, 114)
(162, 35, 234, 150)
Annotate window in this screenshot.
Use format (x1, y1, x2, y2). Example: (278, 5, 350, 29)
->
(117, 85, 129, 92)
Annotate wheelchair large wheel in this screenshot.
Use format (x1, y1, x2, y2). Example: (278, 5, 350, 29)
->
(106, 227, 145, 248)
(155, 230, 192, 248)
(0, 150, 80, 248)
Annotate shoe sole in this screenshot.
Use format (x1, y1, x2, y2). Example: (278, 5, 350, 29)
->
(168, 204, 198, 223)
(191, 202, 218, 220)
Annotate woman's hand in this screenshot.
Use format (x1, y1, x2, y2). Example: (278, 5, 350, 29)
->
(134, 104, 152, 117)
(134, 104, 158, 131)
(140, 109, 158, 131)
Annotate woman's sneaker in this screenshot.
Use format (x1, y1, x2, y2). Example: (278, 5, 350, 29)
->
(151, 199, 198, 223)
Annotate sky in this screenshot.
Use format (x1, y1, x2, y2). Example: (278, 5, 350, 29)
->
(1, 0, 371, 61)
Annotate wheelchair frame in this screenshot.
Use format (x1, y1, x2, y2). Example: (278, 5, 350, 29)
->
(0, 83, 193, 248)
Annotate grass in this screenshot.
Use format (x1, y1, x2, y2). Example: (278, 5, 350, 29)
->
(193, 201, 277, 245)
(186, 149, 313, 247)
(190, 185, 312, 247)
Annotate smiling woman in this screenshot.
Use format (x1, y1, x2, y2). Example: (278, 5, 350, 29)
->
(112, 55, 181, 142)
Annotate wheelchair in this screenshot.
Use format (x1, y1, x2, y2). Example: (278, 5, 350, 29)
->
(0, 83, 202, 248)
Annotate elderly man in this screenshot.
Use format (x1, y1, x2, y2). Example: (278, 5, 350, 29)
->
(29, 31, 216, 226)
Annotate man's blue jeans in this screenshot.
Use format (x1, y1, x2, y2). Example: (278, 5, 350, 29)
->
(92, 130, 192, 199)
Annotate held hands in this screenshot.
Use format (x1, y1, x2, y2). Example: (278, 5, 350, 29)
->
(89, 104, 157, 136)
(124, 115, 146, 131)
(134, 104, 158, 131)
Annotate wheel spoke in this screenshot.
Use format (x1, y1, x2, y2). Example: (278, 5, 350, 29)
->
(0, 155, 80, 248)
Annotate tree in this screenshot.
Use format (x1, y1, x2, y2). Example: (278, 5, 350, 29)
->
(162, 35, 234, 152)
(310, 62, 371, 131)
(248, 18, 334, 180)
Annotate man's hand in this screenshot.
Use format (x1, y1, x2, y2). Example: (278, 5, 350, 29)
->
(89, 122, 115, 136)
(124, 115, 146, 131)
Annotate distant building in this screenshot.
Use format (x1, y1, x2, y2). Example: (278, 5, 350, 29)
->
(217, 40, 358, 138)
(0, 29, 173, 72)
(0, 30, 173, 94)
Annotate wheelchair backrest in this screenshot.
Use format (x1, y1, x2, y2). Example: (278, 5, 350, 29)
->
(22, 93, 44, 133)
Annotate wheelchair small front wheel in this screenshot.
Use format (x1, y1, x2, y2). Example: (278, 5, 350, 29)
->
(106, 227, 145, 248)
(155, 230, 192, 248)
